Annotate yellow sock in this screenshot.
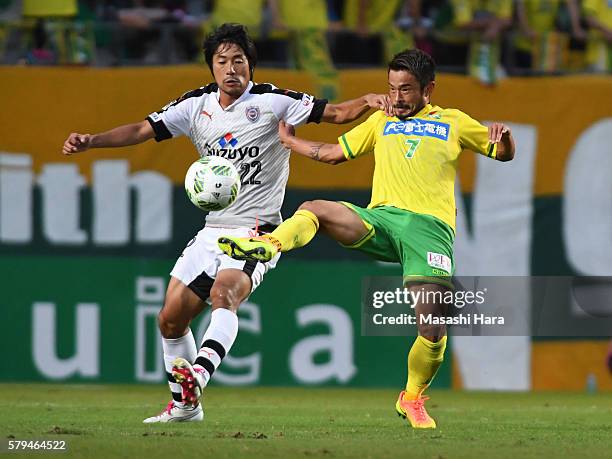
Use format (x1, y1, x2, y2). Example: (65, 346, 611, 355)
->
(404, 335, 447, 400)
(269, 209, 319, 252)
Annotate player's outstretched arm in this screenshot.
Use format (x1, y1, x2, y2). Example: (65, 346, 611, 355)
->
(279, 121, 346, 165)
(62, 120, 155, 155)
(321, 94, 393, 124)
(489, 122, 515, 162)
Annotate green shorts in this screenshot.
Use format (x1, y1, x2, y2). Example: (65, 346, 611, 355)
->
(340, 203, 455, 288)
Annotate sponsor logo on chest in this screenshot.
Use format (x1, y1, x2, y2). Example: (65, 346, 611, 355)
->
(193, 103, 275, 159)
(218, 132, 238, 148)
(201, 132, 260, 160)
(383, 119, 450, 141)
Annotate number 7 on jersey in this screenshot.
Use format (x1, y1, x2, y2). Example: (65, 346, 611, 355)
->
(405, 139, 421, 159)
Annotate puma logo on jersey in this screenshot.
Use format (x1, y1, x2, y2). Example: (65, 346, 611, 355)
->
(200, 110, 213, 120)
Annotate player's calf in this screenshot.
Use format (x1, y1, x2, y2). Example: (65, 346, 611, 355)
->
(173, 285, 244, 408)
(300, 200, 372, 246)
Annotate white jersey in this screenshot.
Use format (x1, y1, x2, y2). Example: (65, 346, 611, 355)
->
(147, 81, 327, 227)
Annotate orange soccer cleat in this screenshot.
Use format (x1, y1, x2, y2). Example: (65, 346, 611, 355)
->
(395, 391, 437, 429)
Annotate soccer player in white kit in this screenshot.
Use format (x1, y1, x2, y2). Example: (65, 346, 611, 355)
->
(62, 23, 391, 423)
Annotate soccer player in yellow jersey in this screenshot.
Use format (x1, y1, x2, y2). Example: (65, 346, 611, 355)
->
(219, 49, 515, 429)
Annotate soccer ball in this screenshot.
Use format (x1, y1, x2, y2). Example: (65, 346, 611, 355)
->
(184, 156, 241, 211)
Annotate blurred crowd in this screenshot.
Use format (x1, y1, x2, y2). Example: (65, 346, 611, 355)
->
(0, 1, 610, 93)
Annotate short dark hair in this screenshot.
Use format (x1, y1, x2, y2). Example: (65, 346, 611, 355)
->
(203, 23, 257, 79)
(388, 49, 436, 89)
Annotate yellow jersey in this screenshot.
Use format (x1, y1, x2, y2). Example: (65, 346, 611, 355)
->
(583, 0, 612, 69)
(583, 0, 612, 29)
(210, 0, 264, 31)
(23, 0, 77, 17)
(451, 0, 513, 26)
(343, 0, 403, 32)
(278, 0, 328, 30)
(515, 0, 561, 52)
(338, 104, 497, 231)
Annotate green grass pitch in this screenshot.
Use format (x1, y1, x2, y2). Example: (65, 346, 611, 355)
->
(1, 384, 611, 458)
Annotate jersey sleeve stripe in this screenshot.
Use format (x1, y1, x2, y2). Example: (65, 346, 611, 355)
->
(250, 82, 327, 124)
(307, 98, 328, 124)
(340, 135, 355, 159)
(487, 143, 497, 158)
(250, 83, 302, 99)
(161, 83, 217, 112)
(146, 115, 172, 142)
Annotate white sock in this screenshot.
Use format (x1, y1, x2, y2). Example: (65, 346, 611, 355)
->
(193, 308, 238, 387)
(162, 329, 197, 406)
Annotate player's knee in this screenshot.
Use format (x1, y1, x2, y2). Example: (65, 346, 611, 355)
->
(158, 308, 188, 339)
(298, 200, 318, 214)
(299, 200, 332, 223)
(417, 324, 446, 343)
(209, 283, 242, 312)
(157, 288, 192, 338)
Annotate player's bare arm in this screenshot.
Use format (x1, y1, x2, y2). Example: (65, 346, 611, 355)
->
(321, 93, 393, 124)
(62, 120, 155, 155)
(278, 121, 346, 165)
(488, 122, 515, 162)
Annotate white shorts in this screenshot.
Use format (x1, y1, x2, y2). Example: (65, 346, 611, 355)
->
(170, 225, 280, 302)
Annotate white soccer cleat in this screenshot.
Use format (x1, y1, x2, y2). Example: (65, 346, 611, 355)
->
(171, 357, 206, 406)
(142, 401, 203, 423)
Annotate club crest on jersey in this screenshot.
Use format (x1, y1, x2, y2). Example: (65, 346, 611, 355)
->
(245, 106, 260, 123)
(383, 119, 450, 141)
(218, 133, 238, 148)
(301, 94, 313, 106)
